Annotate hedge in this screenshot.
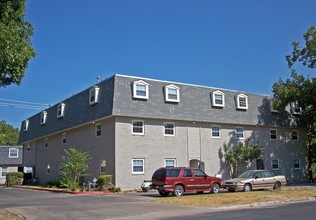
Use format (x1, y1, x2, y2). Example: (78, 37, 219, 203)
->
(6, 172, 23, 186)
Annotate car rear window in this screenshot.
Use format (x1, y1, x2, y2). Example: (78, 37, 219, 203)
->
(166, 168, 180, 177)
(152, 168, 167, 179)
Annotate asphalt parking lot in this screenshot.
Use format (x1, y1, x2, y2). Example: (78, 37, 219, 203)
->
(1, 183, 316, 220)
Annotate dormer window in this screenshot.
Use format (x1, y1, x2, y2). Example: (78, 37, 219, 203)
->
(132, 80, 149, 100)
(165, 84, 180, 103)
(89, 86, 100, 105)
(212, 90, 225, 107)
(236, 94, 248, 110)
(290, 102, 302, 115)
(40, 111, 47, 125)
(23, 120, 29, 132)
(57, 102, 65, 118)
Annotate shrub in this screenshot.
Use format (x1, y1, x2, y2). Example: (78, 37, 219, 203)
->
(312, 163, 316, 182)
(6, 172, 23, 186)
(98, 175, 112, 191)
(46, 180, 61, 188)
(108, 183, 121, 193)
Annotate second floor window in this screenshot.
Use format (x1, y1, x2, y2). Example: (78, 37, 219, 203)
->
(132, 120, 144, 135)
(270, 129, 277, 140)
(96, 123, 102, 137)
(164, 122, 175, 136)
(235, 127, 244, 139)
(211, 126, 221, 138)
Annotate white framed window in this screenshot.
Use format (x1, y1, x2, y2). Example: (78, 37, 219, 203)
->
(132, 80, 149, 100)
(235, 127, 244, 139)
(46, 164, 51, 175)
(212, 90, 225, 107)
(236, 94, 248, 110)
(62, 133, 67, 145)
(132, 120, 144, 135)
(271, 159, 279, 170)
(89, 86, 100, 105)
(290, 102, 302, 115)
(57, 102, 65, 118)
(1, 167, 7, 177)
(40, 111, 47, 125)
(132, 159, 144, 174)
(23, 119, 29, 132)
(96, 123, 102, 137)
(270, 129, 277, 140)
(24, 167, 33, 174)
(164, 122, 175, 136)
(100, 159, 106, 173)
(164, 159, 176, 168)
(9, 148, 18, 158)
(291, 130, 298, 141)
(211, 125, 221, 138)
(293, 159, 300, 169)
(165, 84, 180, 103)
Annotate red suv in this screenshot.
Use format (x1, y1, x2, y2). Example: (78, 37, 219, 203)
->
(151, 167, 223, 196)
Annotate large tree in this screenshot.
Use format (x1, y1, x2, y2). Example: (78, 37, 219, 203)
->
(0, 0, 35, 87)
(272, 26, 316, 181)
(0, 120, 19, 145)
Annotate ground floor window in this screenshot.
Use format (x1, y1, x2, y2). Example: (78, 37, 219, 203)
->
(293, 159, 300, 169)
(132, 159, 144, 174)
(164, 159, 176, 167)
(271, 159, 279, 170)
(100, 160, 106, 173)
(1, 167, 7, 177)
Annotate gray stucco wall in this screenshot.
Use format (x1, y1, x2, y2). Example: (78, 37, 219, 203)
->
(114, 116, 307, 189)
(29, 117, 115, 185)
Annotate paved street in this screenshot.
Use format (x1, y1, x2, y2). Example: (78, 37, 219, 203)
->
(1, 187, 316, 220)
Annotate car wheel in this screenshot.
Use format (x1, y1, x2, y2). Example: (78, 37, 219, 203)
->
(197, 191, 204, 194)
(211, 183, 220, 194)
(173, 185, 184, 196)
(142, 188, 149, 192)
(243, 183, 252, 192)
(159, 191, 169, 197)
(273, 182, 281, 190)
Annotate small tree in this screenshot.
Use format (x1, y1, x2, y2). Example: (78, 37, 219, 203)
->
(0, 120, 19, 145)
(60, 147, 91, 191)
(223, 141, 263, 178)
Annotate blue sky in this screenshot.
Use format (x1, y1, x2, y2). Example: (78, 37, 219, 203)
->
(1, 0, 316, 129)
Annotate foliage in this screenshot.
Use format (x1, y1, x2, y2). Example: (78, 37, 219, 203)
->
(0, 120, 19, 145)
(98, 175, 112, 191)
(286, 26, 316, 69)
(60, 147, 91, 191)
(0, 0, 35, 87)
(223, 141, 263, 178)
(46, 180, 62, 188)
(272, 26, 316, 181)
(107, 184, 121, 193)
(6, 172, 23, 186)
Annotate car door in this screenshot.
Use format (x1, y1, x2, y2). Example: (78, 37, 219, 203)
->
(182, 168, 195, 191)
(193, 169, 210, 191)
(261, 171, 275, 189)
(252, 171, 265, 190)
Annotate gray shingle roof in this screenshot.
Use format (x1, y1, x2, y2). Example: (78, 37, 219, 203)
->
(18, 74, 296, 144)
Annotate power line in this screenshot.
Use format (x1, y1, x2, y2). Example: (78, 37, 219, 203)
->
(0, 98, 50, 110)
